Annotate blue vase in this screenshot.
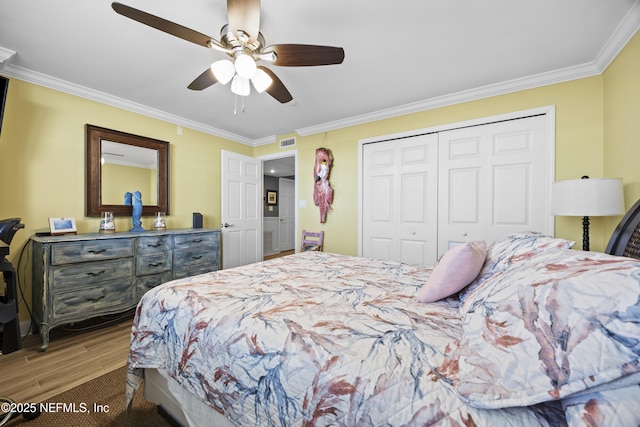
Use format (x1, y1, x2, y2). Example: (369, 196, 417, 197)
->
(124, 191, 145, 232)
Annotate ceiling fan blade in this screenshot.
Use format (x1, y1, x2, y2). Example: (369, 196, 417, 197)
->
(227, 0, 261, 43)
(187, 68, 218, 90)
(112, 2, 227, 52)
(258, 66, 293, 103)
(269, 44, 345, 67)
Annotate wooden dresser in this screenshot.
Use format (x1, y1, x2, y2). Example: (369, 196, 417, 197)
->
(31, 228, 220, 351)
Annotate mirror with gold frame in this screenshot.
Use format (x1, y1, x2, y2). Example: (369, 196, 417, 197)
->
(85, 124, 169, 217)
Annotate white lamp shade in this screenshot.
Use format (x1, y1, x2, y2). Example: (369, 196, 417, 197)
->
(211, 59, 234, 85)
(234, 54, 257, 80)
(231, 75, 250, 96)
(551, 178, 625, 216)
(251, 68, 273, 93)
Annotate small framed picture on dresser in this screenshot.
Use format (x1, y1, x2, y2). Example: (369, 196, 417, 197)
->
(48, 217, 77, 235)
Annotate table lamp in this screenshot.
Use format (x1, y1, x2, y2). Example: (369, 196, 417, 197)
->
(551, 176, 624, 251)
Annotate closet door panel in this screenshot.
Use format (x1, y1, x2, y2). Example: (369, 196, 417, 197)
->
(369, 238, 392, 261)
(439, 127, 488, 254)
(439, 115, 549, 255)
(362, 134, 438, 266)
(363, 143, 396, 261)
(486, 116, 548, 242)
(448, 168, 480, 223)
(493, 164, 529, 225)
(370, 175, 393, 222)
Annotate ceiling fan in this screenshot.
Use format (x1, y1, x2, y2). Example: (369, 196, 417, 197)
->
(111, 1, 345, 104)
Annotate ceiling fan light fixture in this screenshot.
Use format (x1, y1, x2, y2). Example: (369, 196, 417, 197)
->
(234, 53, 257, 79)
(211, 59, 235, 85)
(255, 51, 277, 62)
(231, 75, 251, 96)
(251, 68, 272, 93)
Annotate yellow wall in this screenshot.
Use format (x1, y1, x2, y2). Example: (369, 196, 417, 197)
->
(258, 30, 640, 255)
(102, 163, 157, 205)
(0, 81, 251, 320)
(258, 76, 607, 254)
(1, 30, 638, 321)
(603, 30, 640, 235)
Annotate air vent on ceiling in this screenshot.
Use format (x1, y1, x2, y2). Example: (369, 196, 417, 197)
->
(280, 137, 296, 148)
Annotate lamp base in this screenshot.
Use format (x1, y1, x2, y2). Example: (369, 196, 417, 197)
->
(582, 215, 590, 251)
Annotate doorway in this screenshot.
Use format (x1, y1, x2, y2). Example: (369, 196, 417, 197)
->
(261, 152, 297, 259)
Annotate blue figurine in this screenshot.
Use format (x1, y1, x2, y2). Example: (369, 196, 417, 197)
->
(124, 191, 145, 232)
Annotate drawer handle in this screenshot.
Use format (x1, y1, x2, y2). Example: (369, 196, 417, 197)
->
(147, 243, 162, 248)
(192, 239, 203, 243)
(87, 270, 106, 277)
(192, 255, 203, 260)
(88, 249, 107, 255)
(87, 295, 105, 303)
(148, 262, 164, 267)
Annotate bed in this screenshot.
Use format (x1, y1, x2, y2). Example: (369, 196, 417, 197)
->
(125, 201, 640, 427)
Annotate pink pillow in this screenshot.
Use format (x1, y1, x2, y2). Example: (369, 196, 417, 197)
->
(416, 241, 487, 303)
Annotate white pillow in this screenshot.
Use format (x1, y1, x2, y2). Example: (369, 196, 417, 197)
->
(455, 249, 640, 409)
(416, 241, 487, 303)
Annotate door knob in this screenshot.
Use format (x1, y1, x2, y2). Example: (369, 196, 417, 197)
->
(222, 223, 233, 228)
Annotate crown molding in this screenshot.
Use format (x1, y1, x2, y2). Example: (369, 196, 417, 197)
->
(295, 62, 602, 137)
(252, 135, 277, 146)
(297, 2, 640, 137)
(2, 1, 638, 145)
(0, 46, 16, 69)
(594, 0, 640, 70)
(0, 63, 256, 146)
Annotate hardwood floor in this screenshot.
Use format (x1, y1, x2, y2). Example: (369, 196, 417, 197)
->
(0, 312, 134, 404)
(263, 249, 295, 260)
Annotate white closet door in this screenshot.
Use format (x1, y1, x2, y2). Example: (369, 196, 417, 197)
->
(437, 115, 549, 256)
(362, 134, 438, 266)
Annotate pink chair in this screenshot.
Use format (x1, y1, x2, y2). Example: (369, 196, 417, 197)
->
(301, 230, 324, 252)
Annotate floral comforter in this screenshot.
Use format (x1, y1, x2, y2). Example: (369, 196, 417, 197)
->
(125, 251, 563, 426)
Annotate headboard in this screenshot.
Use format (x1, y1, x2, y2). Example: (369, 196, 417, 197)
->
(605, 198, 640, 259)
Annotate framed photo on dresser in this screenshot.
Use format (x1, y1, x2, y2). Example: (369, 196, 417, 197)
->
(48, 217, 77, 235)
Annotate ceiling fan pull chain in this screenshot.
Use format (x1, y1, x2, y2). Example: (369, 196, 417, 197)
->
(234, 93, 238, 115)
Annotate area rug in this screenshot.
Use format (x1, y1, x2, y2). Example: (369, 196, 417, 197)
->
(4, 366, 173, 427)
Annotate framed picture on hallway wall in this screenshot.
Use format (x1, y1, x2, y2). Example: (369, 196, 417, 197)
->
(267, 191, 277, 205)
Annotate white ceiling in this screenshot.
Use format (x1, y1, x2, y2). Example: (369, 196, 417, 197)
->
(1, 1, 639, 146)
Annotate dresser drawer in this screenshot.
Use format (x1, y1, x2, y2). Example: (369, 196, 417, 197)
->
(174, 263, 217, 279)
(137, 253, 172, 276)
(173, 233, 218, 251)
(136, 236, 171, 255)
(52, 283, 134, 318)
(135, 272, 173, 300)
(50, 259, 134, 292)
(174, 248, 215, 270)
(31, 229, 220, 351)
(51, 239, 134, 265)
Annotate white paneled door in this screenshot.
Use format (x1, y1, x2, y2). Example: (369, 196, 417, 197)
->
(437, 115, 548, 255)
(362, 134, 439, 266)
(279, 178, 295, 251)
(361, 112, 552, 266)
(221, 150, 261, 269)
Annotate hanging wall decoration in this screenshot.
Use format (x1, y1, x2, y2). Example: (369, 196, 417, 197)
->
(313, 147, 334, 223)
